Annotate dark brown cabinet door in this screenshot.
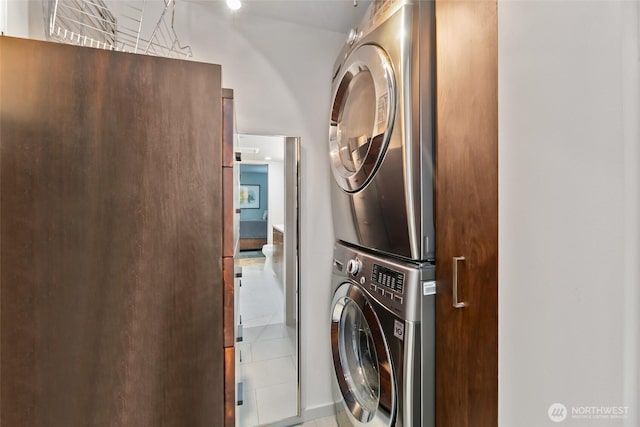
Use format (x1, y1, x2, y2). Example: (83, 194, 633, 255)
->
(1, 37, 223, 427)
(221, 88, 236, 427)
(434, 2, 498, 427)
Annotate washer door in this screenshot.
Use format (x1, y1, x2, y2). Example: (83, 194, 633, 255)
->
(329, 44, 396, 193)
(331, 282, 395, 426)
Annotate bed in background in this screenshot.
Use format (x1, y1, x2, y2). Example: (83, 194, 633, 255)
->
(239, 219, 267, 251)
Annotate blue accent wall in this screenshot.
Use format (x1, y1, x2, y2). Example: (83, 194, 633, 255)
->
(239, 166, 268, 220)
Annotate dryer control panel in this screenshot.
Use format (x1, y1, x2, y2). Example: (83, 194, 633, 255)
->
(365, 0, 408, 35)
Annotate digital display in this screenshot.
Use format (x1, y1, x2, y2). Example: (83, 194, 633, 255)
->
(371, 264, 404, 294)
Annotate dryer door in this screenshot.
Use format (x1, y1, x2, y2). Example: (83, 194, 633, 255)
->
(330, 282, 395, 426)
(329, 44, 395, 193)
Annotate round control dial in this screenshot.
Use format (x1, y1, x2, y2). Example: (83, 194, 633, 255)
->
(346, 258, 363, 276)
(347, 28, 358, 46)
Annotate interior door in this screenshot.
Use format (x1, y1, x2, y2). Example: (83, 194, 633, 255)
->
(0, 36, 223, 427)
(434, 1, 498, 427)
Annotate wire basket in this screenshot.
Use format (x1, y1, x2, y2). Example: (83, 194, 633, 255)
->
(115, 0, 192, 58)
(45, 0, 118, 49)
(45, 0, 192, 59)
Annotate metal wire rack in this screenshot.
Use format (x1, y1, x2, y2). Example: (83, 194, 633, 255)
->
(116, 0, 192, 58)
(45, 0, 118, 49)
(45, 0, 192, 59)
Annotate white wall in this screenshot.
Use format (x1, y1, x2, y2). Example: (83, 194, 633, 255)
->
(499, 1, 639, 426)
(0, 0, 6, 34)
(267, 160, 284, 245)
(171, 3, 345, 415)
(2, 0, 30, 37)
(620, 4, 640, 425)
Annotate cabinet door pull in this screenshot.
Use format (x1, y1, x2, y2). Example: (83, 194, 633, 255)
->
(453, 256, 466, 309)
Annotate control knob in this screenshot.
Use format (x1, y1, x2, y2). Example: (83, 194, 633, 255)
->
(347, 28, 358, 46)
(346, 258, 362, 276)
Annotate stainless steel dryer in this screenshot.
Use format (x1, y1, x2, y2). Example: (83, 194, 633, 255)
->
(329, 0, 435, 261)
(330, 242, 435, 427)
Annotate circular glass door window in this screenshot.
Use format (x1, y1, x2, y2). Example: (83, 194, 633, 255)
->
(338, 299, 380, 416)
(331, 282, 395, 425)
(329, 44, 395, 193)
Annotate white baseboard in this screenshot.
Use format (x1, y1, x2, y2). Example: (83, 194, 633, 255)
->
(303, 402, 336, 422)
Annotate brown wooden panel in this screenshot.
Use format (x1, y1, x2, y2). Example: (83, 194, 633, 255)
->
(223, 256, 235, 348)
(272, 228, 284, 284)
(239, 238, 268, 251)
(434, 2, 498, 427)
(222, 90, 234, 168)
(1, 37, 224, 427)
(224, 347, 235, 427)
(223, 167, 234, 257)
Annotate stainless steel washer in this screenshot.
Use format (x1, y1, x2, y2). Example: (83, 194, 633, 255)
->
(329, 0, 436, 261)
(330, 242, 435, 427)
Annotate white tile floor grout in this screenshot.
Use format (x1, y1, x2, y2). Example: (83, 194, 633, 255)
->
(238, 324, 298, 425)
(237, 257, 304, 426)
(239, 261, 285, 328)
(236, 256, 338, 427)
(300, 415, 339, 427)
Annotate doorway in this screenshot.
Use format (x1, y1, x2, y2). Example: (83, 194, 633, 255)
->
(235, 135, 300, 427)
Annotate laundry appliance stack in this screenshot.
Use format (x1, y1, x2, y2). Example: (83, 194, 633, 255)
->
(327, 1, 437, 426)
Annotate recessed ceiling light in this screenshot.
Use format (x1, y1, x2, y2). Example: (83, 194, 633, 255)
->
(264, 156, 272, 161)
(226, 0, 242, 11)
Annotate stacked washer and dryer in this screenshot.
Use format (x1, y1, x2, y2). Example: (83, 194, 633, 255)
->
(328, 1, 436, 426)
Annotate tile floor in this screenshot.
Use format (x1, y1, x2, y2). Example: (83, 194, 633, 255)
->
(237, 323, 298, 426)
(236, 253, 338, 427)
(299, 415, 339, 427)
(239, 261, 285, 328)
(237, 256, 300, 426)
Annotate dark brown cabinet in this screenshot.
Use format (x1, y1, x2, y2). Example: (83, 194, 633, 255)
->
(1, 36, 227, 427)
(434, 2, 499, 427)
(221, 88, 236, 427)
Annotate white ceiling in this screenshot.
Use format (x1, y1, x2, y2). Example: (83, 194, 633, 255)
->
(238, 134, 286, 162)
(185, 0, 370, 34)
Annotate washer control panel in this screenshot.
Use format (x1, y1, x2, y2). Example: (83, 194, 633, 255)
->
(372, 264, 404, 294)
(346, 258, 363, 276)
(332, 242, 435, 321)
(370, 264, 405, 304)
